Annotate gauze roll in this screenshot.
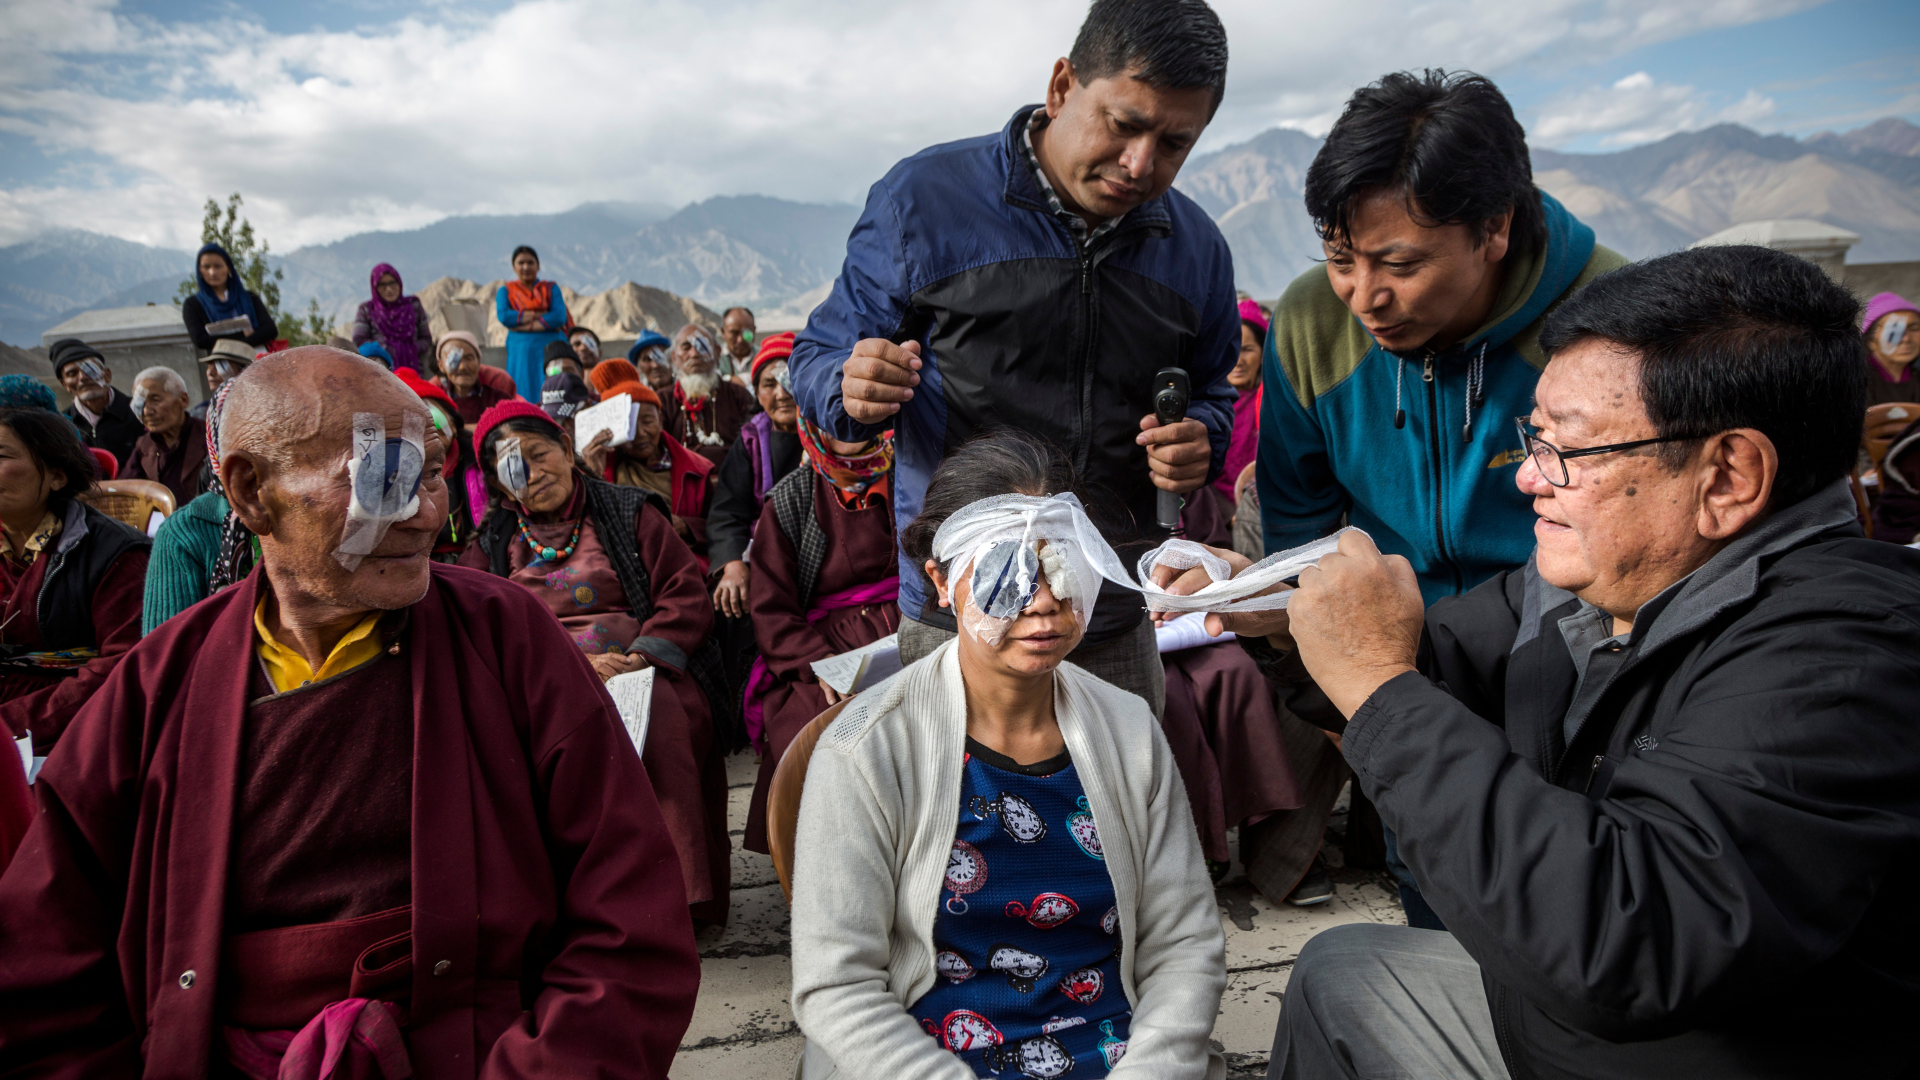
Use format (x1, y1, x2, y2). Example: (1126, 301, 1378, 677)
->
(333, 412, 427, 571)
(1135, 527, 1367, 614)
(929, 493, 1140, 647)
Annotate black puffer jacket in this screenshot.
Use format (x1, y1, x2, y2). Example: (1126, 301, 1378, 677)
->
(1341, 481, 1920, 1079)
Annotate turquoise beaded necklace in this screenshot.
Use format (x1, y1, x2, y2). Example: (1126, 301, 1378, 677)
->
(516, 513, 584, 563)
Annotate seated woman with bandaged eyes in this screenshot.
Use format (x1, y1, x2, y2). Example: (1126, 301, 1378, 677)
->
(788, 429, 1226, 1080)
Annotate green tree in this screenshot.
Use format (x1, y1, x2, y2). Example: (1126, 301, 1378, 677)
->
(289, 297, 333, 346)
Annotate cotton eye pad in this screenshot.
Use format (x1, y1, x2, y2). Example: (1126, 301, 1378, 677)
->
(333, 412, 427, 571)
(495, 435, 529, 499)
(1037, 540, 1077, 602)
(1882, 314, 1910, 354)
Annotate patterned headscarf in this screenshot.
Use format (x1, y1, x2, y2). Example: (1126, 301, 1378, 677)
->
(797, 416, 893, 510)
(0, 375, 57, 411)
(365, 263, 423, 371)
(202, 380, 256, 590)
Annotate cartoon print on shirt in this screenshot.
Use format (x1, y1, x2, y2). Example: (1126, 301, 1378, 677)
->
(1058, 965, 1104, 1005)
(1097, 1019, 1127, 1069)
(936, 949, 977, 984)
(936, 1009, 1004, 1052)
(971, 790, 1048, 842)
(1066, 795, 1102, 860)
(989, 944, 1050, 993)
(984, 1033, 1077, 1078)
(1005, 891, 1079, 930)
(946, 839, 988, 914)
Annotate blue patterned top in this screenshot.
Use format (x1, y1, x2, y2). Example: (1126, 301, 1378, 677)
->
(908, 739, 1130, 1077)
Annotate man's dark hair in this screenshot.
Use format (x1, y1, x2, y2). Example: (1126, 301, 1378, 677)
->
(0, 407, 99, 513)
(1540, 245, 1865, 509)
(1068, 0, 1229, 115)
(1305, 69, 1543, 256)
(510, 245, 538, 264)
(722, 306, 754, 322)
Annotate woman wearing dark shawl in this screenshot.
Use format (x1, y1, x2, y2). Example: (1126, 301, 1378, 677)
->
(740, 417, 899, 853)
(181, 243, 278, 350)
(352, 263, 434, 373)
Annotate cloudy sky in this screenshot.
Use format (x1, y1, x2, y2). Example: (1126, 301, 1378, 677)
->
(2, 0, 1915, 251)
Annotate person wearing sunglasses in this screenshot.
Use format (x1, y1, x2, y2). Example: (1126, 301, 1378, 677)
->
(1165, 245, 1920, 1080)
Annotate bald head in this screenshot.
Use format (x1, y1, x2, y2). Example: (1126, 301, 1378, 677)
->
(221, 346, 427, 473)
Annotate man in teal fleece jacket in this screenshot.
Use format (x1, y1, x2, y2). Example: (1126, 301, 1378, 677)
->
(1260, 71, 1625, 605)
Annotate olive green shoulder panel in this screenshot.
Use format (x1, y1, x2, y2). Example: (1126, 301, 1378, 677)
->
(1510, 244, 1630, 372)
(1271, 266, 1376, 411)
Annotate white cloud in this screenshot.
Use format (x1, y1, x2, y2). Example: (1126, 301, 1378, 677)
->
(1530, 70, 1777, 148)
(0, 0, 1831, 249)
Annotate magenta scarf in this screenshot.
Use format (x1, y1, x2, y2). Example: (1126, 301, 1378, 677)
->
(1214, 386, 1261, 501)
(222, 998, 410, 1080)
(367, 263, 423, 372)
(743, 576, 900, 747)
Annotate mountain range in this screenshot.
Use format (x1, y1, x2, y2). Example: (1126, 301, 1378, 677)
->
(4, 118, 1918, 346)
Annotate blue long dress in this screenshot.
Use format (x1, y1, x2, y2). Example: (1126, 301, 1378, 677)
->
(496, 281, 569, 402)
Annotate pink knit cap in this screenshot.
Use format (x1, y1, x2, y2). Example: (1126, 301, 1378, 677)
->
(1237, 298, 1270, 334)
(1861, 292, 1917, 334)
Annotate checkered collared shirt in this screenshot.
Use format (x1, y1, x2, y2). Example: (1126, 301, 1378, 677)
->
(1020, 108, 1118, 250)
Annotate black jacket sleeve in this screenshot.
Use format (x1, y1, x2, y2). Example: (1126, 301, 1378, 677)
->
(706, 439, 757, 569)
(244, 291, 278, 346)
(181, 295, 211, 350)
(1344, 575, 1920, 1041)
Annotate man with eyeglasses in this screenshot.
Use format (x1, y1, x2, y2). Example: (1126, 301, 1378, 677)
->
(1167, 245, 1920, 1079)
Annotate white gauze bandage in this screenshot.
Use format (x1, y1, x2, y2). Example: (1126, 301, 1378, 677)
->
(930, 493, 1140, 647)
(1135, 527, 1369, 614)
(333, 412, 426, 571)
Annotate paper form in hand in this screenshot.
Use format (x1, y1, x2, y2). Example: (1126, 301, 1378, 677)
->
(204, 315, 253, 337)
(606, 667, 655, 756)
(575, 393, 635, 449)
(810, 633, 903, 696)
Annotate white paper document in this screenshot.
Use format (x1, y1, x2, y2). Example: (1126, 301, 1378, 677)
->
(1155, 611, 1227, 653)
(606, 666, 656, 757)
(810, 634, 903, 697)
(203, 315, 253, 337)
(574, 393, 634, 449)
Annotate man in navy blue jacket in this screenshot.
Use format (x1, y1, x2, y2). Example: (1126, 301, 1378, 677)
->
(789, 0, 1240, 715)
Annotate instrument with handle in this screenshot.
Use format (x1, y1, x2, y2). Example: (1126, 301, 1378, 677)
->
(1152, 367, 1190, 530)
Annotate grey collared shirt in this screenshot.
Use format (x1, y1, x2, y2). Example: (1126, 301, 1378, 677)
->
(1020, 108, 1117, 250)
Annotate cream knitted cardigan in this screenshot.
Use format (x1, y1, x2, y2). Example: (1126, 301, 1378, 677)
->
(789, 640, 1227, 1079)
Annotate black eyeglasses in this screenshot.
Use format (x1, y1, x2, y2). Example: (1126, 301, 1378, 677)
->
(1513, 418, 1710, 488)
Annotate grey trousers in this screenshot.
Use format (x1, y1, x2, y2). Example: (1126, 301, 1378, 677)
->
(897, 614, 1166, 720)
(1267, 923, 1510, 1080)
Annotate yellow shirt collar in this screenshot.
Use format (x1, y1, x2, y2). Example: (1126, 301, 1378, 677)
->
(252, 597, 387, 693)
(0, 510, 62, 562)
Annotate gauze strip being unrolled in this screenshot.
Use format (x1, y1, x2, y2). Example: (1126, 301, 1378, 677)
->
(1135, 527, 1366, 614)
(333, 411, 427, 571)
(929, 493, 1141, 647)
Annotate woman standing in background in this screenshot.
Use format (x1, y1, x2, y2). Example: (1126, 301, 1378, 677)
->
(181, 243, 277, 351)
(352, 263, 433, 372)
(496, 245, 570, 401)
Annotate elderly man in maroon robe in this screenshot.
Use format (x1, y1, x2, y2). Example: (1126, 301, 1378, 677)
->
(0, 347, 700, 1078)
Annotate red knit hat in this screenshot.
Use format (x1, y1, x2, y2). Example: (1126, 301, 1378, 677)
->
(471, 399, 556, 462)
(588, 357, 640, 395)
(601, 380, 661, 408)
(750, 331, 796, 385)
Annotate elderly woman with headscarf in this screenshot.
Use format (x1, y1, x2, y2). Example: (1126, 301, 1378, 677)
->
(118, 365, 207, 507)
(661, 323, 757, 467)
(787, 427, 1226, 1080)
(0, 407, 151, 750)
(351, 263, 434, 373)
(578, 364, 715, 562)
(739, 413, 898, 854)
(431, 330, 521, 425)
(182, 243, 277, 351)
(458, 400, 734, 924)
(495, 245, 571, 403)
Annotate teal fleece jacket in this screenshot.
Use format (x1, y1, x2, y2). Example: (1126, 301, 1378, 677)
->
(1258, 192, 1626, 603)
(141, 490, 228, 635)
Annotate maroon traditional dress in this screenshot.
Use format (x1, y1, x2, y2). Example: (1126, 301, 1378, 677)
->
(460, 477, 730, 923)
(0, 564, 699, 1078)
(742, 470, 899, 853)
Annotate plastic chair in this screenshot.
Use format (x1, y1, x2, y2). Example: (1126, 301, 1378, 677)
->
(767, 698, 851, 904)
(80, 479, 176, 535)
(1865, 402, 1920, 475)
(88, 447, 118, 480)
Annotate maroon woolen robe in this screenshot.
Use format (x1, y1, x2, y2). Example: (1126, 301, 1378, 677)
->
(0, 563, 700, 1078)
(742, 472, 898, 853)
(1161, 641, 1305, 863)
(458, 484, 729, 922)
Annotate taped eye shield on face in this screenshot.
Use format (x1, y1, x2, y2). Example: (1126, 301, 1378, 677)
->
(334, 412, 427, 570)
(930, 493, 1141, 646)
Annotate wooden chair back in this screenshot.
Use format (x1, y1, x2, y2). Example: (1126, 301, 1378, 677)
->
(80, 480, 176, 534)
(1865, 402, 1920, 474)
(767, 699, 850, 904)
